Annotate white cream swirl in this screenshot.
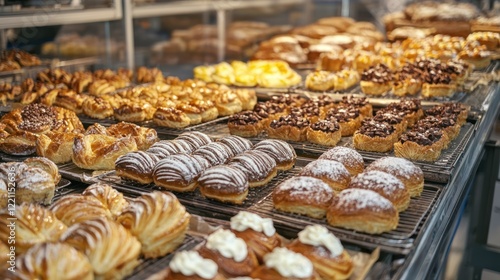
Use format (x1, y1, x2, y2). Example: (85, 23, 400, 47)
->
(170, 250, 218, 279)
(298, 225, 344, 257)
(264, 247, 313, 278)
(230, 211, 276, 237)
(206, 228, 248, 262)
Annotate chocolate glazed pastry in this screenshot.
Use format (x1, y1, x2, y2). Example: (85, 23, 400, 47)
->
(228, 111, 264, 137)
(360, 63, 393, 96)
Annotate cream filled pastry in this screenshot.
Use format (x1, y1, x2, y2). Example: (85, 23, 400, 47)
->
(252, 139, 296, 171)
(166, 250, 224, 280)
(250, 247, 318, 280)
(229, 150, 277, 188)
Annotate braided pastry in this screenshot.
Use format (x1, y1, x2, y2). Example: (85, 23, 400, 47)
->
(3, 243, 93, 280)
(0, 204, 67, 254)
(72, 134, 138, 170)
(82, 183, 129, 218)
(116, 191, 191, 258)
(106, 122, 158, 150)
(36, 131, 80, 164)
(61, 217, 141, 280)
(49, 194, 112, 226)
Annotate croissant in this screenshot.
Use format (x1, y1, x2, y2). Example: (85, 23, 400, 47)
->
(106, 122, 158, 150)
(49, 194, 112, 226)
(0, 204, 67, 254)
(61, 217, 141, 280)
(3, 242, 93, 280)
(23, 157, 61, 184)
(72, 134, 138, 170)
(36, 131, 81, 164)
(116, 191, 190, 258)
(82, 183, 129, 218)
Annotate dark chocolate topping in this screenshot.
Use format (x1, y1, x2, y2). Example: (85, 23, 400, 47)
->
(400, 128, 443, 146)
(373, 112, 404, 125)
(270, 94, 304, 106)
(361, 63, 393, 83)
(228, 111, 262, 125)
(270, 114, 310, 129)
(253, 101, 286, 119)
(310, 119, 340, 133)
(326, 106, 360, 122)
(341, 96, 368, 107)
(358, 119, 395, 138)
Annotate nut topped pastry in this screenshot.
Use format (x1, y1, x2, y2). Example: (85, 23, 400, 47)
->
(348, 170, 410, 212)
(353, 118, 398, 153)
(360, 63, 393, 95)
(425, 102, 468, 125)
(198, 229, 259, 278)
(250, 247, 319, 280)
(166, 250, 225, 280)
(416, 115, 461, 142)
(340, 96, 373, 118)
(287, 225, 354, 280)
(325, 106, 362, 136)
(267, 115, 310, 142)
(230, 211, 282, 263)
(372, 111, 407, 135)
(253, 101, 287, 125)
(228, 111, 264, 137)
(269, 94, 306, 107)
(306, 119, 342, 147)
(327, 188, 399, 234)
(394, 127, 447, 162)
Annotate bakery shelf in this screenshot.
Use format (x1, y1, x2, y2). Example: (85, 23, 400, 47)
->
(0, 4, 122, 29)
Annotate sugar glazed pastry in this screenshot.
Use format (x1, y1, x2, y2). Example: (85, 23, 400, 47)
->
(348, 170, 410, 212)
(198, 229, 259, 278)
(250, 247, 320, 280)
(198, 165, 249, 204)
(3, 242, 93, 280)
(299, 159, 351, 192)
(366, 156, 424, 197)
(81, 183, 129, 218)
(117, 191, 191, 258)
(327, 188, 399, 234)
(115, 151, 160, 184)
(0, 204, 67, 254)
(152, 153, 205, 192)
(319, 146, 364, 176)
(230, 211, 282, 263)
(252, 139, 296, 171)
(273, 176, 334, 219)
(287, 225, 354, 280)
(61, 217, 142, 280)
(165, 250, 226, 280)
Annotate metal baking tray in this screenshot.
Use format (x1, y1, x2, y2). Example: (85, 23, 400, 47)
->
(58, 162, 111, 184)
(246, 167, 441, 255)
(96, 167, 298, 220)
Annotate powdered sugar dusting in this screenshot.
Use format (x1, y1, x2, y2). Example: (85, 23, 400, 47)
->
(367, 156, 423, 180)
(276, 176, 333, 204)
(299, 159, 350, 181)
(335, 189, 394, 211)
(350, 170, 405, 194)
(319, 147, 363, 168)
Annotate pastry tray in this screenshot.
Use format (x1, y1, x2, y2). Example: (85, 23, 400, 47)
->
(96, 166, 298, 220)
(57, 162, 112, 184)
(176, 117, 477, 183)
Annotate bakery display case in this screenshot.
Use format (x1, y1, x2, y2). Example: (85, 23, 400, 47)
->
(0, 0, 499, 279)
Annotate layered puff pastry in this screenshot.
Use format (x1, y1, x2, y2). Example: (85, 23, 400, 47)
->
(82, 183, 129, 218)
(287, 225, 353, 280)
(165, 250, 226, 280)
(0, 204, 67, 254)
(72, 134, 138, 170)
(273, 176, 335, 219)
(366, 156, 424, 197)
(3, 242, 93, 280)
(198, 229, 259, 278)
(116, 191, 190, 258)
(250, 247, 321, 280)
(36, 131, 81, 164)
(230, 211, 282, 263)
(61, 217, 142, 280)
(49, 194, 113, 226)
(327, 188, 399, 234)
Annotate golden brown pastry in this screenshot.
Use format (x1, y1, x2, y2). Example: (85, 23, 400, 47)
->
(365, 156, 424, 197)
(230, 211, 282, 263)
(340, 96, 373, 119)
(0, 204, 67, 254)
(228, 111, 264, 138)
(212, 91, 243, 117)
(106, 122, 158, 150)
(267, 115, 310, 142)
(198, 165, 249, 204)
(348, 170, 410, 212)
(82, 183, 129, 218)
(4, 242, 93, 280)
(85, 123, 109, 136)
(165, 250, 227, 280)
(198, 229, 259, 278)
(353, 118, 399, 153)
(273, 176, 334, 219)
(306, 119, 342, 147)
(114, 102, 155, 122)
(327, 188, 399, 234)
(360, 64, 393, 96)
(325, 106, 362, 137)
(250, 247, 320, 280)
(287, 225, 353, 280)
(394, 127, 448, 162)
(88, 79, 116, 96)
(229, 150, 277, 188)
(0, 242, 9, 271)
(23, 157, 60, 184)
(252, 139, 296, 171)
(0, 131, 38, 156)
(153, 107, 191, 128)
(61, 217, 141, 280)
(72, 134, 138, 170)
(117, 191, 190, 258)
(49, 194, 112, 226)
(82, 96, 114, 119)
(115, 151, 160, 185)
(299, 159, 351, 193)
(152, 153, 205, 192)
(36, 131, 81, 164)
(318, 146, 364, 176)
